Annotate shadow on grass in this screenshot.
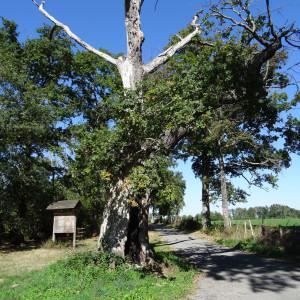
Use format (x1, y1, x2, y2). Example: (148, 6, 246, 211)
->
(0, 240, 41, 253)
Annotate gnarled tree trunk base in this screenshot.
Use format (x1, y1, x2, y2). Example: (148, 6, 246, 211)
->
(97, 179, 130, 257)
(98, 180, 155, 266)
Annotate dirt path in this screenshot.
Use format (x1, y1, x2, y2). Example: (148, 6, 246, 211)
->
(155, 226, 300, 300)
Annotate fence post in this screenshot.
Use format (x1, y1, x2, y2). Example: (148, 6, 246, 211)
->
(248, 219, 254, 237)
(244, 221, 247, 238)
(261, 225, 265, 237)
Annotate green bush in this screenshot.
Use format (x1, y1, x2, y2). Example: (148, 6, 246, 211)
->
(177, 215, 201, 231)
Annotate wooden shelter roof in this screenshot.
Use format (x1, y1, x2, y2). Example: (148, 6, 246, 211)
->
(46, 200, 81, 211)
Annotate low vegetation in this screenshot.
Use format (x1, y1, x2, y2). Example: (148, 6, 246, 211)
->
(205, 227, 284, 258)
(217, 238, 283, 257)
(176, 215, 300, 258)
(0, 233, 197, 300)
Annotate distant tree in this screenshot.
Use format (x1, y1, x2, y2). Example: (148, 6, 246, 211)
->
(230, 204, 300, 219)
(210, 211, 223, 221)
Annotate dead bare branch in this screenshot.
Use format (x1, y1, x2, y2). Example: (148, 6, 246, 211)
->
(143, 14, 211, 74)
(32, 0, 118, 66)
(265, 0, 277, 38)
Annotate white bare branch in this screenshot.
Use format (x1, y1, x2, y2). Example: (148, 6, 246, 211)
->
(143, 15, 209, 74)
(32, 0, 118, 66)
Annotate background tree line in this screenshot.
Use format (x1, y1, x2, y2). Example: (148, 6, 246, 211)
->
(230, 204, 300, 220)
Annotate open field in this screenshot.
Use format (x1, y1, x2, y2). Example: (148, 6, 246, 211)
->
(213, 218, 300, 227)
(0, 233, 197, 300)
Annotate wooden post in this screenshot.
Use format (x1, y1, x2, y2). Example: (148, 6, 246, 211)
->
(248, 219, 254, 237)
(279, 227, 283, 239)
(261, 225, 265, 237)
(52, 217, 56, 242)
(235, 224, 239, 233)
(244, 221, 247, 238)
(73, 216, 77, 249)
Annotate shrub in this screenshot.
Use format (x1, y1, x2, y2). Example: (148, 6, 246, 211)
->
(177, 216, 201, 231)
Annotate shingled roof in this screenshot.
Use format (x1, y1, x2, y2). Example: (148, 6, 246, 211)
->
(46, 200, 81, 210)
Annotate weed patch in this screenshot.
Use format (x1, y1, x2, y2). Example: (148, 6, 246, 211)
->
(196, 226, 285, 258)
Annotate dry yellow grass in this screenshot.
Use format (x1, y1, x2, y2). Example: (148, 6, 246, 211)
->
(191, 230, 216, 242)
(0, 237, 98, 282)
(0, 248, 67, 281)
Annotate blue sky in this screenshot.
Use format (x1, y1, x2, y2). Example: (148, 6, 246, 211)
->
(1, 0, 299, 214)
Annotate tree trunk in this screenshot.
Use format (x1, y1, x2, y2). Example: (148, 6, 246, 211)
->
(98, 180, 154, 265)
(116, 0, 145, 89)
(219, 156, 230, 229)
(97, 179, 131, 257)
(99, 0, 149, 262)
(125, 194, 154, 265)
(201, 154, 212, 229)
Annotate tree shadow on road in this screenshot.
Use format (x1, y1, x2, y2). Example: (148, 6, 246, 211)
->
(155, 225, 300, 294)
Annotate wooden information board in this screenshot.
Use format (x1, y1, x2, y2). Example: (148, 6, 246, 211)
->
(53, 215, 76, 234)
(47, 200, 81, 248)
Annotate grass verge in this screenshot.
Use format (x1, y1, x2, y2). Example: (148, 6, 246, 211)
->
(192, 227, 284, 258)
(216, 238, 284, 257)
(0, 233, 197, 300)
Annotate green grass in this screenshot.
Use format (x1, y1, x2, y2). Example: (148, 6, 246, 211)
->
(200, 226, 284, 258)
(213, 218, 300, 227)
(216, 238, 284, 257)
(0, 236, 197, 300)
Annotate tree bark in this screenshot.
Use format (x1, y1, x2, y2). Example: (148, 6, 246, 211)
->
(116, 0, 145, 89)
(97, 179, 131, 257)
(219, 156, 230, 229)
(125, 193, 154, 265)
(98, 180, 154, 265)
(201, 154, 212, 229)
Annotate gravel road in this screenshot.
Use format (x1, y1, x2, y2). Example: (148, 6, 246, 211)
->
(155, 226, 300, 300)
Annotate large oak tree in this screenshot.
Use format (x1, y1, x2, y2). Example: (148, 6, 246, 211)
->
(31, 0, 300, 265)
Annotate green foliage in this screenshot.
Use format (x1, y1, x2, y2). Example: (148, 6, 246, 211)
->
(0, 18, 121, 239)
(0, 250, 196, 300)
(210, 181, 249, 205)
(0, 19, 77, 241)
(216, 238, 284, 257)
(163, 26, 298, 219)
(177, 215, 202, 232)
(230, 204, 300, 220)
